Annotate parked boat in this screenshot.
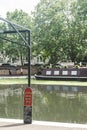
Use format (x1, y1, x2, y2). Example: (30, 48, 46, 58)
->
(35, 67, 87, 81)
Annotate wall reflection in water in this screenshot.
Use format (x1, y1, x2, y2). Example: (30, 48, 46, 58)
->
(0, 84, 87, 124)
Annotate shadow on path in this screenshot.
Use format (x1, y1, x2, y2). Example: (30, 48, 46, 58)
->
(0, 123, 25, 127)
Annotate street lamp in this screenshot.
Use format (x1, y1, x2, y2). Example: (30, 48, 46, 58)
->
(0, 17, 32, 124)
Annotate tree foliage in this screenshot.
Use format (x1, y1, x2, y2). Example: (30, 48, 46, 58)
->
(33, 0, 87, 64)
(0, 0, 87, 65)
(0, 9, 32, 65)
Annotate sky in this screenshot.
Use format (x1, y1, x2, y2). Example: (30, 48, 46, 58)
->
(0, 0, 40, 18)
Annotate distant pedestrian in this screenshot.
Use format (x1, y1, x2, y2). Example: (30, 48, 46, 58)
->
(9, 70, 12, 75)
(20, 68, 23, 75)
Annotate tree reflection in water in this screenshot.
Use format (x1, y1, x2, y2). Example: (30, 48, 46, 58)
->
(0, 84, 87, 124)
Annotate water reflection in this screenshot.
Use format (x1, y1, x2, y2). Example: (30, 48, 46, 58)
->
(0, 84, 87, 124)
(0, 85, 26, 119)
(33, 85, 87, 124)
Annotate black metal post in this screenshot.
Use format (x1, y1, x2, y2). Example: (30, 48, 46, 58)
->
(23, 30, 32, 124)
(27, 30, 30, 87)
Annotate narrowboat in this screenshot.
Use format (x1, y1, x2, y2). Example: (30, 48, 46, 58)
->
(35, 67, 87, 81)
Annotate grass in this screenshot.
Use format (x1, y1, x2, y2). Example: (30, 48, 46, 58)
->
(0, 78, 87, 86)
(0, 78, 28, 84)
(31, 79, 87, 86)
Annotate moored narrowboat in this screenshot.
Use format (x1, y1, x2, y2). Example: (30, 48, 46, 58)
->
(35, 67, 87, 81)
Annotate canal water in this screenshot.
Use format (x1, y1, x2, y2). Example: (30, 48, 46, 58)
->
(0, 84, 87, 124)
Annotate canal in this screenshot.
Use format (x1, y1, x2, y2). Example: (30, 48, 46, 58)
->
(0, 84, 87, 124)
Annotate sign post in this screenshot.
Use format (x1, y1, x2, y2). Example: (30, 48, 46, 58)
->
(0, 17, 32, 124)
(24, 87, 32, 124)
(24, 30, 32, 124)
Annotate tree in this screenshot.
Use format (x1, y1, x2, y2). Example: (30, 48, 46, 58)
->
(2, 9, 32, 65)
(32, 0, 87, 64)
(68, 0, 87, 62)
(33, 0, 68, 64)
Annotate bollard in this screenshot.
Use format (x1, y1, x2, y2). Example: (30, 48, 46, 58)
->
(24, 87, 32, 124)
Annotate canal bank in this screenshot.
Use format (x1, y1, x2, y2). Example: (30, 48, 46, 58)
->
(0, 119, 87, 130)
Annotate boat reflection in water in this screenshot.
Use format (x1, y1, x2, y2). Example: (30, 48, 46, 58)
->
(0, 84, 87, 124)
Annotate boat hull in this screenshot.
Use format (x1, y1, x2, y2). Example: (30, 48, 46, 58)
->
(35, 74, 87, 81)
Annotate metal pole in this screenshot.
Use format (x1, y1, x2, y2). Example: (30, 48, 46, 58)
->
(0, 17, 30, 31)
(0, 17, 30, 48)
(24, 30, 32, 124)
(27, 30, 30, 87)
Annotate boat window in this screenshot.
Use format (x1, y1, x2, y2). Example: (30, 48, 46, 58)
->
(54, 71, 59, 75)
(71, 71, 77, 75)
(46, 70, 51, 75)
(62, 71, 68, 75)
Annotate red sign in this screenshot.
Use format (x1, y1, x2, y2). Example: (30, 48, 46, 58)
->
(24, 87, 32, 106)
